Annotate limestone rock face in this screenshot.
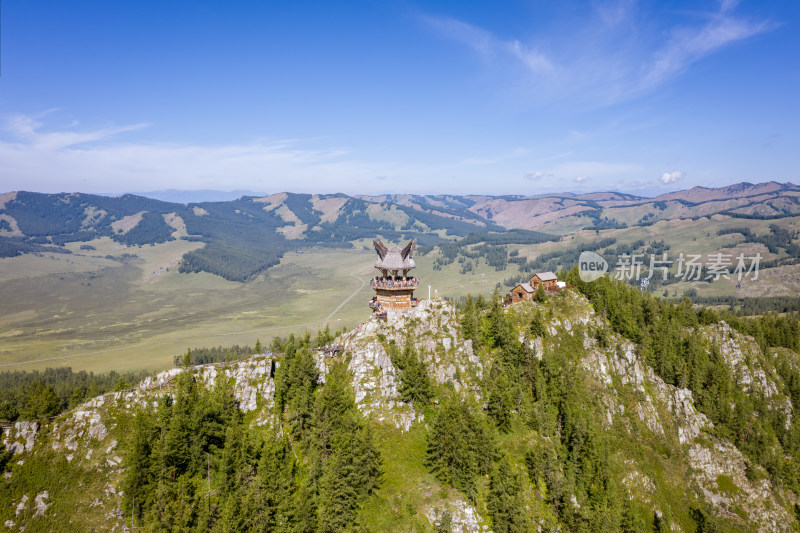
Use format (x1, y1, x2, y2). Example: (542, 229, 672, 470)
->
(3, 290, 800, 531)
(704, 322, 794, 428)
(332, 298, 485, 430)
(424, 493, 489, 533)
(2, 421, 38, 455)
(33, 490, 50, 518)
(343, 326, 420, 431)
(571, 300, 796, 531)
(504, 290, 798, 530)
(198, 355, 275, 423)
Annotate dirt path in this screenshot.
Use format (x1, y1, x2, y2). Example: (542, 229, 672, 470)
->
(323, 271, 365, 324)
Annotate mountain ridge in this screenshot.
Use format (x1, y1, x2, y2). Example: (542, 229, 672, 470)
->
(1, 181, 798, 282)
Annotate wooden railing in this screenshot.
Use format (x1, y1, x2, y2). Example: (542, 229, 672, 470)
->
(369, 278, 420, 290)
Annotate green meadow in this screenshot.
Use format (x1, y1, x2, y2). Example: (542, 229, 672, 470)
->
(0, 238, 521, 374)
(2, 214, 798, 374)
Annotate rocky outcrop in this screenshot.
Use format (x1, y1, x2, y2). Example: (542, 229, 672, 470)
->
(341, 320, 420, 431)
(33, 490, 50, 518)
(198, 355, 275, 425)
(704, 322, 793, 428)
(3, 291, 799, 531)
(331, 298, 485, 430)
(564, 298, 795, 531)
(2, 421, 38, 455)
(424, 493, 489, 533)
(688, 439, 795, 531)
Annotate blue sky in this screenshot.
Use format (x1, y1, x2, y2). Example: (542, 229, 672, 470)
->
(0, 0, 797, 196)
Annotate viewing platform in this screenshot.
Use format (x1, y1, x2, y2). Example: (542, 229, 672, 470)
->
(369, 277, 420, 290)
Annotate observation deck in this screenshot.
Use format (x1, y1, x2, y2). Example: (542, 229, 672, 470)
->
(368, 277, 420, 291)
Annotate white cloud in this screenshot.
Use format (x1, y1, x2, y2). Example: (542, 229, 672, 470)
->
(523, 161, 640, 185)
(5, 112, 150, 151)
(0, 112, 554, 196)
(660, 170, 684, 184)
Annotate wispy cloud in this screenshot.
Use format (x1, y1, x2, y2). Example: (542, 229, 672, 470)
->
(0, 113, 380, 194)
(421, 16, 496, 58)
(423, 1, 775, 106)
(639, 2, 775, 93)
(522, 161, 642, 188)
(6, 112, 150, 151)
(422, 15, 554, 75)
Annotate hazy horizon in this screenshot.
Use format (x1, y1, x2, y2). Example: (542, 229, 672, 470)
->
(2, 178, 795, 204)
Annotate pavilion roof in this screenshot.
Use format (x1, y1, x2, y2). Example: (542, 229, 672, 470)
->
(374, 239, 416, 271)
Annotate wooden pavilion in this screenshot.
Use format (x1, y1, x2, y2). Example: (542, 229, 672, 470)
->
(369, 239, 419, 312)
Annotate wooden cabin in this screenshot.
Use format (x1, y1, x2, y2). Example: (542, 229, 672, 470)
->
(530, 271, 558, 291)
(510, 282, 535, 303)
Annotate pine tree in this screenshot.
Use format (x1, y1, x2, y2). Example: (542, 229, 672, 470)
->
(252, 434, 299, 532)
(284, 348, 319, 439)
(313, 363, 356, 457)
(122, 411, 156, 519)
(0, 441, 10, 472)
(487, 368, 513, 433)
(529, 309, 547, 338)
(534, 284, 546, 302)
(427, 397, 494, 502)
(460, 295, 480, 346)
(254, 338, 263, 353)
(318, 416, 381, 532)
(395, 338, 433, 408)
(24, 381, 60, 419)
(488, 456, 527, 533)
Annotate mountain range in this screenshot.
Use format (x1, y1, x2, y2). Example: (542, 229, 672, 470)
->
(1, 181, 798, 282)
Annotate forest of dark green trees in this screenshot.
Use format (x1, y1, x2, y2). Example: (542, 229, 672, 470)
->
(122, 340, 382, 531)
(0, 367, 149, 421)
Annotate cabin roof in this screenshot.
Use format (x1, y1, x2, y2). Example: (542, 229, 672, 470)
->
(533, 271, 557, 281)
(516, 282, 534, 293)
